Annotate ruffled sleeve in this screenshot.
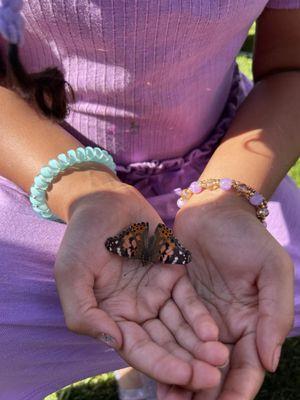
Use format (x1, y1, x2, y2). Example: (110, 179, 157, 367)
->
(266, 0, 300, 8)
(0, 0, 24, 44)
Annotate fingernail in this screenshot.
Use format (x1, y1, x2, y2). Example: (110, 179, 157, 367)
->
(272, 345, 282, 372)
(218, 359, 229, 369)
(97, 333, 117, 348)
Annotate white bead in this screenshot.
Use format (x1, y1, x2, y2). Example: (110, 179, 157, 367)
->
(177, 198, 186, 208)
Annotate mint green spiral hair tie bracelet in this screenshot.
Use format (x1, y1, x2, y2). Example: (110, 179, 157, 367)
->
(29, 146, 117, 223)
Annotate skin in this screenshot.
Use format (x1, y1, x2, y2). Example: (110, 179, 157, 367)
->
(54, 180, 230, 391)
(155, 7, 300, 400)
(156, 191, 293, 399)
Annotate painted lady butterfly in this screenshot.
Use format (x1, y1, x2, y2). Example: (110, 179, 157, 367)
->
(105, 222, 192, 266)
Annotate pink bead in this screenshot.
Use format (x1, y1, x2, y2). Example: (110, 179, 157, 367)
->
(189, 181, 202, 194)
(177, 198, 186, 208)
(174, 187, 182, 196)
(220, 178, 232, 191)
(249, 192, 264, 206)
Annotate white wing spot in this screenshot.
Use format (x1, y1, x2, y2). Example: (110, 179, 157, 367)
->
(117, 248, 122, 256)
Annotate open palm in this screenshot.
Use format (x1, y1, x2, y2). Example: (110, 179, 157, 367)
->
(54, 183, 229, 391)
(167, 194, 294, 400)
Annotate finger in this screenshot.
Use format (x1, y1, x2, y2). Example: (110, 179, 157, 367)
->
(192, 382, 223, 400)
(54, 262, 122, 348)
(173, 275, 219, 341)
(144, 317, 201, 363)
(192, 356, 229, 400)
(157, 382, 193, 400)
(257, 255, 294, 372)
(142, 318, 222, 390)
(217, 334, 265, 400)
(157, 382, 169, 400)
(159, 299, 229, 366)
(117, 320, 195, 387)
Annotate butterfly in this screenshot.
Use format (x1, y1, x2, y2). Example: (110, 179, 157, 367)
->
(105, 222, 192, 266)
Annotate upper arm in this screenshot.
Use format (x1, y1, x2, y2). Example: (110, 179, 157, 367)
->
(253, 7, 300, 82)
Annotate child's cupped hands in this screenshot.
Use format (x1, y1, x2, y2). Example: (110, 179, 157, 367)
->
(54, 181, 229, 391)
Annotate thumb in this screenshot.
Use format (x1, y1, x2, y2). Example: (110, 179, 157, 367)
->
(65, 304, 123, 350)
(54, 263, 122, 349)
(256, 253, 294, 372)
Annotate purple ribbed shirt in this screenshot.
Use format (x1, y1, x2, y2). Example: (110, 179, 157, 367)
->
(8, 0, 298, 164)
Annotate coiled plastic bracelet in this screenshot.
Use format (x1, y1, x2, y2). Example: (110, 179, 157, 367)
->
(29, 146, 116, 223)
(175, 178, 269, 225)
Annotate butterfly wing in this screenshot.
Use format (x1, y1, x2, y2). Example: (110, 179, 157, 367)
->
(149, 223, 192, 265)
(105, 222, 149, 260)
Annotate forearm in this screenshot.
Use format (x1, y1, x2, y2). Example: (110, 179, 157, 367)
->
(0, 86, 119, 222)
(200, 71, 300, 199)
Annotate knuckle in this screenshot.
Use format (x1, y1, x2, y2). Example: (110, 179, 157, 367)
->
(185, 294, 199, 308)
(192, 341, 203, 356)
(64, 315, 83, 333)
(158, 299, 173, 319)
(176, 322, 188, 341)
(142, 318, 159, 333)
(128, 337, 149, 355)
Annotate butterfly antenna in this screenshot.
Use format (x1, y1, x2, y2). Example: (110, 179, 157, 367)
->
(142, 262, 154, 287)
(144, 264, 152, 287)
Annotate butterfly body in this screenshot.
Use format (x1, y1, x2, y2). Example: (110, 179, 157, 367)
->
(105, 222, 192, 265)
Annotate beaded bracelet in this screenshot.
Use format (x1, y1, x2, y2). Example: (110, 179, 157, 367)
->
(174, 178, 269, 225)
(29, 146, 116, 222)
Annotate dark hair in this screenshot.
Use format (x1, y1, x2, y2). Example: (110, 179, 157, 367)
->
(0, 42, 75, 122)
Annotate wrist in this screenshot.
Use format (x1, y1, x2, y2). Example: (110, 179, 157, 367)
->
(176, 189, 258, 221)
(46, 164, 121, 223)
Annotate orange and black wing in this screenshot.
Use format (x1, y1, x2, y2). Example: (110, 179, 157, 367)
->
(105, 222, 149, 260)
(149, 223, 192, 265)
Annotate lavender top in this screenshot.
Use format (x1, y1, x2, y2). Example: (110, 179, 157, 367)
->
(1, 0, 300, 165)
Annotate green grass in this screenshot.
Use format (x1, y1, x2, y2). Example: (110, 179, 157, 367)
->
(289, 159, 300, 186)
(237, 52, 253, 81)
(45, 25, 300, 400)
(255, 337, 300, 400)
(236, 22, 255, 81)
(47, 374, 118, 400)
